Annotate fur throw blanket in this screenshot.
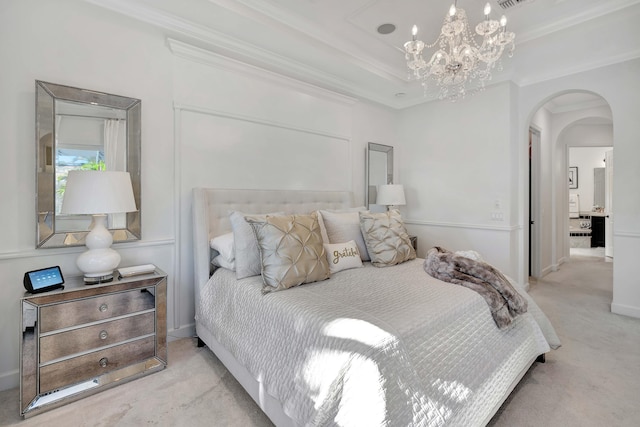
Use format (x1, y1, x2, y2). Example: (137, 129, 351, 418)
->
(424, 246, 528, 329)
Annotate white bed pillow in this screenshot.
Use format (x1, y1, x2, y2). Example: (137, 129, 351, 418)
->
(211, 254, 235, 271)
(324, 240, 363, 274)
(229, 210, 283, 279)
(316, 207, 366, 243)
(209, 232, 235, 263)
(319, 209, 370, 261)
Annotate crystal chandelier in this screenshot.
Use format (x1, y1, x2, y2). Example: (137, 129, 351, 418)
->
(404, 1, 515, 101)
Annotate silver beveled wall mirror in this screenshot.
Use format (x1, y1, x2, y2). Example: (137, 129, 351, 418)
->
(365, 142, 393, 208)
(36, 81, 141, 248)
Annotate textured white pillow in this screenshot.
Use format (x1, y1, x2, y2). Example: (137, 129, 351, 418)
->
(209, 232, 235, 262)
(324, 240, 363, 274)
(319, 210, 370, 261)
(229, 210, 283, 279)
(211, 254, 235, 271)
(316, 207, 366, 244)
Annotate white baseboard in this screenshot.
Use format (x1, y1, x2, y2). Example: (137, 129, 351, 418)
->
(0, 369, 18, 392)
(540, 265, 554, 277)
(167, 323, 195, 341)
(611, 303, 640, 319)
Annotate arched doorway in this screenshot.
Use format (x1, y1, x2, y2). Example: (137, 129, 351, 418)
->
(527, 91, 613, 279)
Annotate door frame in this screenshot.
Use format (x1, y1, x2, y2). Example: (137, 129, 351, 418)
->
(529, 126, 542, 278)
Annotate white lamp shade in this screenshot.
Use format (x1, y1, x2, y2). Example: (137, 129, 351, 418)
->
(61, 170, 137, 215)
(377, 184, 406, 206)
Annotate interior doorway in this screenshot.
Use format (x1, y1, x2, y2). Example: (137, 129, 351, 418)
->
(568, 146, 614, 261)
(527, 91, 613, 279)
(529, 127, 541, 278)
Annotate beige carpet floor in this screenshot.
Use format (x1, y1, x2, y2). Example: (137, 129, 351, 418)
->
(2, 254, 639, 426)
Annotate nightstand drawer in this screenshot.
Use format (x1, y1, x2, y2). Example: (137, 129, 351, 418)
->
(40, 312, 156, 364)
(40, 288, 155, 333)
(39, 335, 156, 393)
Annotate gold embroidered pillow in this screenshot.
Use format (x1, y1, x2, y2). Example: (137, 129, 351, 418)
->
(323, 240, 363, 274)
(359, 209, 416, 267)
(246, 213, 330, 293)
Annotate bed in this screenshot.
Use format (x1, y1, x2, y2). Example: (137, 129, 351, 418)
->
(192, 188, 560, 426)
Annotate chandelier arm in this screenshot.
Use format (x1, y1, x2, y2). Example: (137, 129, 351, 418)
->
(404, 5, 515, 101)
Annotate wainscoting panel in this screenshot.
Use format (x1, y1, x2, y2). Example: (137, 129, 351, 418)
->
(174, 103, 353, 333)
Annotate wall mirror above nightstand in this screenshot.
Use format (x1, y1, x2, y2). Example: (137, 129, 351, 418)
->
(365, 142, 393, 210)
(35, 81, 142, 248)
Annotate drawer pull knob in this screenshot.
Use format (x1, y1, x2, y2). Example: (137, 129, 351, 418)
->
(99, 303, 108, 312)
(99, 330, 108, 340)
(99, 357, 108, 368)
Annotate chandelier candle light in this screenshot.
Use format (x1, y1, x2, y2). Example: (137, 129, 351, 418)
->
(404, 1, 515, 100)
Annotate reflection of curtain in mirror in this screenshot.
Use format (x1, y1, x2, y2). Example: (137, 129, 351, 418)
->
(104, 119, 126, 170)
(54, 115, 64, 214)
(104, 119, 127, 228)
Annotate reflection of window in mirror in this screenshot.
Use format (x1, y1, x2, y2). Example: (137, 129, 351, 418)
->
(55, 100, 127, 230)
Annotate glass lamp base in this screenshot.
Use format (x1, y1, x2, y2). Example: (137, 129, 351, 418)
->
(83, 273, 114, 285)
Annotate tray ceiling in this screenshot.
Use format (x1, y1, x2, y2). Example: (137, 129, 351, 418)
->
(88, 0, 640, 108)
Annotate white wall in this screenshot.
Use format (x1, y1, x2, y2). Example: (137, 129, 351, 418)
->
(518, 59, 640, 319)
(398, 59, 640, 323)
(0, 0, 397, 391)
(0, 0, 176, 392)
(397, 82, 519, 275)
(530, 108, 554, 276)
(531, 105, 613, 275)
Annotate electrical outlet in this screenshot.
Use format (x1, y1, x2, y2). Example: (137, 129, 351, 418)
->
(491, 211, 504, 221)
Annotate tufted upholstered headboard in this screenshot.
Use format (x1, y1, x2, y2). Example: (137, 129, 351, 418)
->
(192, 188, 354, 304)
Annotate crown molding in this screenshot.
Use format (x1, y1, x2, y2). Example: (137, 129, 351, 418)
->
(86, 0, 640, 110)
(167, 38, 358, 108)
(515, 0, 640, 44)
(207, 0, 407, 82)
(514, 48, 640, 87)
(87, 0, 406, 108)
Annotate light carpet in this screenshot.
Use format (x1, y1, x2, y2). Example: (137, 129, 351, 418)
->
(2, 254, 639, 426)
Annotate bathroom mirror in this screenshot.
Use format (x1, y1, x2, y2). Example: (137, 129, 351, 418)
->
(594, 167, 605, 208)
(36, 81, 141, 248)
(365, 142, 393, 207)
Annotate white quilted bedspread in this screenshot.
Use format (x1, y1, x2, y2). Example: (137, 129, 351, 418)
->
(197, 259, 559, 427)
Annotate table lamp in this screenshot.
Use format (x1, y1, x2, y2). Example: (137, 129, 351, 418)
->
(376, 184, 406, 210)
(61, 170, 137, 284)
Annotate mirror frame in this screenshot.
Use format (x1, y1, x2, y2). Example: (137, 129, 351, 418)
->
(36, 81, 141, 248)
(365, 142, 394, 207)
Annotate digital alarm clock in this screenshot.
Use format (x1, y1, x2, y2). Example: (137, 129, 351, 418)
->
(23, 266, 65, 294)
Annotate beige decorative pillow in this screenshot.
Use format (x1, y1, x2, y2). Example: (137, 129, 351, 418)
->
(359, 209, 416, 267)
(246, 213, 330, 293)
